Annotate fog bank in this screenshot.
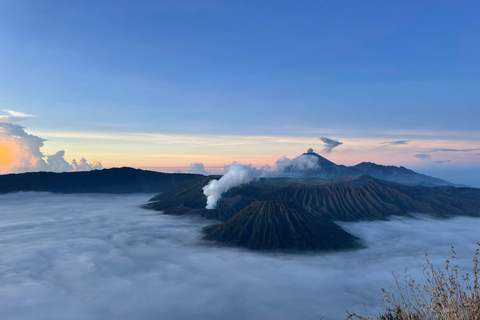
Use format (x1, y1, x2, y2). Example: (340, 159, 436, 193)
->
(0, 193, 480, 319)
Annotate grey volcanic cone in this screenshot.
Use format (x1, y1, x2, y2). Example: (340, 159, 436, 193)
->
(203, 200, 358, 251)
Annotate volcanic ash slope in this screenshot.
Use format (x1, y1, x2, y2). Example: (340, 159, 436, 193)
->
(203, 200, 359, 251)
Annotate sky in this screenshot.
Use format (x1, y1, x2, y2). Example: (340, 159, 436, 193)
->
(0, 0, 479, 184)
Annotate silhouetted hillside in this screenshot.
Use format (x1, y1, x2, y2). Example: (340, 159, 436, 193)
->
(0, 167, 200, 194)
(272, 175, 480, 221)
(146, 175, 480, 222)
(203, 200, 359, 251)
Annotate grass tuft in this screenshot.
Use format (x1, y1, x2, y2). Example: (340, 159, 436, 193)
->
(347, 243, 480, 320)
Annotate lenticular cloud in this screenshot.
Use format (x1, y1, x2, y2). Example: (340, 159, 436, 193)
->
(0, 110, 102, 174)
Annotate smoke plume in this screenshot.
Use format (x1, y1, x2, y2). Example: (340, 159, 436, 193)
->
(203, 163, 260, 209)
(319, 137, 343, 153)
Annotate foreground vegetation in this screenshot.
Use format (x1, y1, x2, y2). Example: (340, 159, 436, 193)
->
(348, 244, 480, 319)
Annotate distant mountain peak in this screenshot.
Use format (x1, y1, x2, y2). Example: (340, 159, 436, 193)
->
(300, 151, 338, 167)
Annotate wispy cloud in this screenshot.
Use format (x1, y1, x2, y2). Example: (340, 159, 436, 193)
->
(319, 137, 343, 153)
(0, 110, 35, 123)
(434, 160, 451, 164)
(381, 140, 410, 146)
(414, 154, 431, 159)
(430, 148, 480, 152)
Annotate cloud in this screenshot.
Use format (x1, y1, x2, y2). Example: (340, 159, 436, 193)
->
(0, 111, 102, 173)
(381, 140, 410, 146)
(319, 137, 343, 153)
(1, 193, 480, 319)
(430, 148, 480, 152)
(173, 163, 211, 175)
(188, 163, 210, 175)
(203, 163, 260, 209)
(434, 160, 451, 164)
(0, 110, 35, 123)
(414, 154, 431, 159)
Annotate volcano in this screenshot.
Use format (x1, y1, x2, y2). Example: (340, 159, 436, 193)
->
(278, 149, 457, 186)
(203, 200, 359, 251)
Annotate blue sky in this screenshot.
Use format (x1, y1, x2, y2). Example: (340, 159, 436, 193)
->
(0, 0, 479, 184)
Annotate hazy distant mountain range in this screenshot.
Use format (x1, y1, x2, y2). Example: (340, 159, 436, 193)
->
(279, 150, 459, 187)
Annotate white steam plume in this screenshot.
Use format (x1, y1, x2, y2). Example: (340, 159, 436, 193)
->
(203, 163, 260, 209)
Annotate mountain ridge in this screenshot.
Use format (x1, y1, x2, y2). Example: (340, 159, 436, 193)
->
(0, 167, 201, 194)
(203, 200, 360, 251)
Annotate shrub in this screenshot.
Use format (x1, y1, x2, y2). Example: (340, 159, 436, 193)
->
(347, 244, 480, 320)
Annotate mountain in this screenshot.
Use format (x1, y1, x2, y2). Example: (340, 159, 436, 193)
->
(145, 175, 480, 222)
(144, 176, 292, 221)
(350, 162, 455, 187)
(278, 149, 456, 187)
(203, 200, 359, 251)
(278, 150, 360, 178)
(0, 167, 200, 194)
(271, 175, 480, 221)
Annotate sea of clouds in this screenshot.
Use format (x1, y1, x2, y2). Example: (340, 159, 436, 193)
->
(1, 193, 480, 319)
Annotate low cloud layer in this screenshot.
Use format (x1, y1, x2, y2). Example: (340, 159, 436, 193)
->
(0, 110, 102, 173)
(320, 137, 343, 153)
(1, 193, 480, 319)
(414, 153, 431, 159)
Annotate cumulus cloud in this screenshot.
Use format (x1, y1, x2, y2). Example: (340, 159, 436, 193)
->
(319, 137, 343, 153)
(203, 163, 260, 209)
(0, 110, 102, 173)
(188, 163, 210, 175)
(414, 153, 431, 159)
(381, 140, 410, 146)
(1, 193, 480, 320)
(174, 163, 212, 175)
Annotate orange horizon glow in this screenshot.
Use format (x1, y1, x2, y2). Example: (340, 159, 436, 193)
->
(0, 141, 18, 172)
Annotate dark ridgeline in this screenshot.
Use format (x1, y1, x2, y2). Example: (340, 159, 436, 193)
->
(270, 175, 480, 221)
(145, 173, 480, 251)
(145, 175, 480, 222)
(203, 200, 359, 251)
(0, 167, 200, 194)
